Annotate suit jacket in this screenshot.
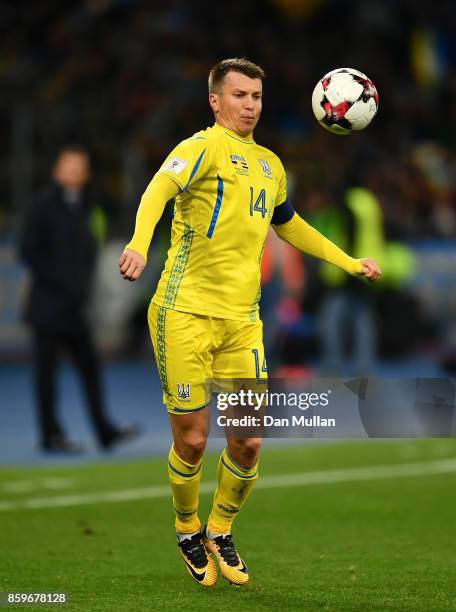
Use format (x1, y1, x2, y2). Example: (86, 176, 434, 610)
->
(20, 183, 98, 332)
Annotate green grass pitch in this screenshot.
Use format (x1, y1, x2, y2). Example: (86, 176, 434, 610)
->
(1, 439, 455, 611)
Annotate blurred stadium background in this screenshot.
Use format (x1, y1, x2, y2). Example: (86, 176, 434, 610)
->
(1, 3, 456, 448)
(1, 0, 456, 463)
(1, 2, 456, 609)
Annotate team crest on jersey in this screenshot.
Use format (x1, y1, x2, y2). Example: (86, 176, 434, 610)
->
(258, 159, 272, 178)
(177, 383, 190, 400)
(230, 154, 249, 175)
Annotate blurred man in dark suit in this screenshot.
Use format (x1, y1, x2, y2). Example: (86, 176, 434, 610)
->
(20, 145, 139, 452)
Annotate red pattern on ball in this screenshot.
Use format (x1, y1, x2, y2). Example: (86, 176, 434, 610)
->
(331, 100, 351, 119)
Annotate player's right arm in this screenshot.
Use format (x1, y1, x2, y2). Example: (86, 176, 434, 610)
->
(120, 136, 209, 281)
(119, 174, 180, 281)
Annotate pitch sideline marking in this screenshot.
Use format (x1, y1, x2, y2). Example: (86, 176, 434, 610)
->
(1, 477, 75, 494)
(0, 457, 456, 512)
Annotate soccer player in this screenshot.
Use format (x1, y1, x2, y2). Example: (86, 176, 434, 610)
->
(119, 58, 381, 587)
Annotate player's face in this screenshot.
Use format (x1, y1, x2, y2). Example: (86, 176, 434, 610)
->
(209, 71, 262, 137)
(53, 152, 90, 190)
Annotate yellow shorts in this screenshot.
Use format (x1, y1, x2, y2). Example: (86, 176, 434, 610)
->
(148, 302, 267, 414)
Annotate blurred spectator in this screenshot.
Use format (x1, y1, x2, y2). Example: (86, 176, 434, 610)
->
(19, 145, 139, 452)
(260, 230, 311, 375)
(309, 179, 419, 373)
(315, 185, 383, 374)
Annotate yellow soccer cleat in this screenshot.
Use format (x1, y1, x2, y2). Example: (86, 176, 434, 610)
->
(202, 527, 249, 585)
(177, 532, 218, 587)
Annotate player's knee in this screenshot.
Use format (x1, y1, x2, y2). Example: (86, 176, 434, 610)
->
(229, 437, 262, 466)
(242, 437, 262, 462)
(177, 431, 207, 463)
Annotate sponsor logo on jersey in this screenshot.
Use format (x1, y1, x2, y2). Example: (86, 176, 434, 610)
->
(164, 157, 188, 174)
(177, 383, 190, 399)
(258, 159, 272, 177)
(230, 154, 249, 175)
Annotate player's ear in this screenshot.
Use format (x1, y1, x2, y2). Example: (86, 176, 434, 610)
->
(209, 92, 219, 114)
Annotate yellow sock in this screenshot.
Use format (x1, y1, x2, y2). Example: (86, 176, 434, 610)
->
(207, 448, 258, 534)
(168, 444, 202, 533)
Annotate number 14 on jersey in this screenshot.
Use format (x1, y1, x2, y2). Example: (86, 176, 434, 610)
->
(249, 187, 268, 219)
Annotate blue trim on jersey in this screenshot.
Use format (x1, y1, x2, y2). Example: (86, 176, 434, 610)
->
(271, 199, 295, 225)
(182, 148, 206, 192)
(207, 175, 224, 238)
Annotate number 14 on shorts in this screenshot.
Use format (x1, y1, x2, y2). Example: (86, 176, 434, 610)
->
(252, 348, 267, 379)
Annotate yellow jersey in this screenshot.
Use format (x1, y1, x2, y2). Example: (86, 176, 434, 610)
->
(152, 123, 287, 321)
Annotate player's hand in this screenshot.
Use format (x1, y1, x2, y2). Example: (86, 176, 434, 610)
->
(119, 248, 146, 281)
(359, 258, 382, 282)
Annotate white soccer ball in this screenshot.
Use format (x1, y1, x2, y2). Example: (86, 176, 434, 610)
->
(311, 68, 378, 135)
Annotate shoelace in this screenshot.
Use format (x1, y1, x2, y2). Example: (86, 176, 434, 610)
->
(180, 534, 208, 568)
(214, 534, 239, 567)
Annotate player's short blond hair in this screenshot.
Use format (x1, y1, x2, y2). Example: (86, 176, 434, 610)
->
(208, 58, 265, 93)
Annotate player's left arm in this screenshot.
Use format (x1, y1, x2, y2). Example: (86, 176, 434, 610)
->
(270, 159, 381, 282)
(271, 202, 381, 282)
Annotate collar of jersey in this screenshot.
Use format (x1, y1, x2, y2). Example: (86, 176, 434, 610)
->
(212, 123, 255, 144)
